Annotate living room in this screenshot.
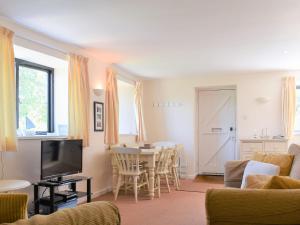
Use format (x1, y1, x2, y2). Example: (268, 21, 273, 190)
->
(1, 1, 300, 225)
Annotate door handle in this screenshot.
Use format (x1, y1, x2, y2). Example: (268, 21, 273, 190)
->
(211, 128, 222, 132)
(230, 127, 233, 131)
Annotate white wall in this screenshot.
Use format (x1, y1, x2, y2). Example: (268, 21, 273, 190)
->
(143, 72, 300, 178)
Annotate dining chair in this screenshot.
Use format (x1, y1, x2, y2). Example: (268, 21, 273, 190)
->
(155, 148, 174, 197)
(112, 147, 149, 202)
(153, 141, 181, 189)
(170, 147, 180, 190)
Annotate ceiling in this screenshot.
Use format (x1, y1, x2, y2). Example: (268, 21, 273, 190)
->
(1, 0, 300, 78)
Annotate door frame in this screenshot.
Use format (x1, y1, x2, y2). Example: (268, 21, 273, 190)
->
(194, 85, 238, 175)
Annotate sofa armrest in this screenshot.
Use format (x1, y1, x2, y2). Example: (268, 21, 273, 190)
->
(10, 201, 120, 225)
(206, 189, 300, 225)
(224, 160, 249, 188)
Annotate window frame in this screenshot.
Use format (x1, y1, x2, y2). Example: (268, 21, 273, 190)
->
(15, 58, 55, 133)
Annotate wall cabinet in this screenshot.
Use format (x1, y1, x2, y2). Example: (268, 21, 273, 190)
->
(240, 139, 288, 160)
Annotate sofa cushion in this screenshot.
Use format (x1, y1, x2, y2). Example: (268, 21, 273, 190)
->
(288, 144, 300, 179)
(262, 175, 300, 189)
(224, 160, 249, 188)
(252, 152, 294, 176)
(244, 174, 273, 189)
(241, 160, 280, 188)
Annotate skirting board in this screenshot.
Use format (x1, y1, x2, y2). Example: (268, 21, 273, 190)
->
(180, 173, 197, 179)
(77, 186, 113, 204)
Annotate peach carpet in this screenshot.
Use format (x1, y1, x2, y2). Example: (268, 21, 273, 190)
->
(94, 176, 224, 225)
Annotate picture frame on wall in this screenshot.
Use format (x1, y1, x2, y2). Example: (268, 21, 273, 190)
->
(94, 102, 104, 132)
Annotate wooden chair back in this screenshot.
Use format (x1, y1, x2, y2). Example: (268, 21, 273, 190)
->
(171, 148, 180, 167)
(112, 147, 142, 175)
(156, 148, 174, 174)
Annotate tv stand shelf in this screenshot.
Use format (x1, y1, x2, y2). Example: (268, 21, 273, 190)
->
(33, 175, 92, 215)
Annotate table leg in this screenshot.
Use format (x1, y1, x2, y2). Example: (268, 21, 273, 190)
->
(34, 185, 39, 214)
(49, 186, 55, 213)
(148, 167, 155, 200)
(87, 178, 91, 202)
(147, 154, 156, 200)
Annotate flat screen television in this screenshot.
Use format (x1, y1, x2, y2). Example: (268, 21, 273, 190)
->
(41, 139, 83, 180)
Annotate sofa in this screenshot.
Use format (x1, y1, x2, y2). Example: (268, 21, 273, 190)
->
(205, 144, 300, 225)
(1, 196, 120, 225)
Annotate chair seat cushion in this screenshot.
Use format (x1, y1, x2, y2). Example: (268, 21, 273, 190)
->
(252, 152, 294, 176)
(244, 174, 273, 189)
(241, 160, 280, 188)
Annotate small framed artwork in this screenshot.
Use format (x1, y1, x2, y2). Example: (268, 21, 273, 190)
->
(94, 102, 104, 132)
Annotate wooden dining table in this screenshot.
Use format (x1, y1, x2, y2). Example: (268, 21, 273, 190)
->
(111, 147, 161, 200)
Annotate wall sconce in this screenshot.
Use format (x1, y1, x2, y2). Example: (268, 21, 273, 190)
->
(93, 89, 104, 97)
(255, 97, 270, 104)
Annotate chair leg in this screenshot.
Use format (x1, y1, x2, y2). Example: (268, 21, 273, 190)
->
(134, 176, 138, 203)
(173, 168, 179, 190)
(176, 168, 181, 187)
(124, 176, 128, 194)
(157, 175, 161, 198)
(114, 175, 122, 200)
(145, 173, 149, 190)
(165, 174, 170, 193)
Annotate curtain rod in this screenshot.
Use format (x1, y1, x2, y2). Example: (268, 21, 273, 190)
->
(14, 34, 69, 55)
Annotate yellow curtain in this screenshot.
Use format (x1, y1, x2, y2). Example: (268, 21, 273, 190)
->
(104, 68, 119, 145)
(134, 81, 146, 143)
(0, 27, 17, 151)
(68, 54, 90, 147)
(282, 76, 296, 139)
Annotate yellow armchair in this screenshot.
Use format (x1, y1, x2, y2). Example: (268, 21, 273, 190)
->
(206, 188, 300, 225)
(0, 193, 28, 223)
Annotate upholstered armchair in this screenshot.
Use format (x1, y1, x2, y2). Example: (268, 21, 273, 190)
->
(0, 193, 28, 223)
(224, 144, 300, 188)
(205, 144, 300, 225)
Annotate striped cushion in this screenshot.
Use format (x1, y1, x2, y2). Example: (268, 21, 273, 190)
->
(0, 193, 28, 223)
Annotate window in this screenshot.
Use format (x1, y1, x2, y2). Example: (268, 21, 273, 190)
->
(15, 59, 54, 133)
(117, 79, 137, 135)
(295, 86, 300, 132)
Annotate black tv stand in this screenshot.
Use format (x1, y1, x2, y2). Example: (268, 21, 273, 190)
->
(33, 175, 92, 215)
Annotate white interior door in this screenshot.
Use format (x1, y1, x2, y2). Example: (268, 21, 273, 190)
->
(198, 89, 236, 174)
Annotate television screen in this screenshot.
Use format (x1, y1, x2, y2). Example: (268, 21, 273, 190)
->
(41, 139, 83, 180)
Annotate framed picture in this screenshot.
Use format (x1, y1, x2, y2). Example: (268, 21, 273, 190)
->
(94, 102, 104, 132)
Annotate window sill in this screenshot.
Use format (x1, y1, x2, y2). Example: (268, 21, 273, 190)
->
(17, 135, 67, 140)
(119, 134, 137, 136)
